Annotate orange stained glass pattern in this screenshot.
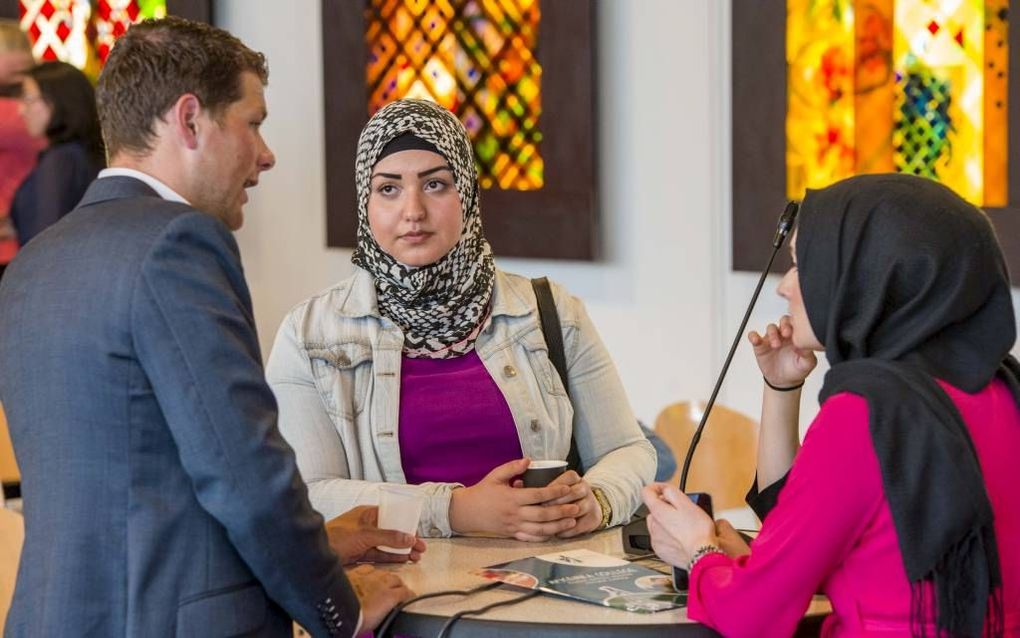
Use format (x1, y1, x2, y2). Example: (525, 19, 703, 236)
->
(786, 0, 856, 200)
(365, 0, 543, 191)
(19, 0, 166, 80)
(786, 0, 1008, 207)
(985, 0, 1009, 206)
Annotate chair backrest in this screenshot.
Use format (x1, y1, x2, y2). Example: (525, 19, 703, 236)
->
(0, 508, 24, 632)
(0, 404, 19, 486)
(653, 401, 758, 511)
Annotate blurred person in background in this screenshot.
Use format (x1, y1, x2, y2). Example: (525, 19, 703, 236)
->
(0, 20, 40, 279)
(10, 60, 105, 246)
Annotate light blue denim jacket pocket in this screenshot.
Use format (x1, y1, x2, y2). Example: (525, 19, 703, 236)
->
(306, 342, 374, 421)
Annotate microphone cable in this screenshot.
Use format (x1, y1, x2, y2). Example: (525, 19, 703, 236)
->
(435, 589, 541, 638)
(678, 201, 799, 491)
(375, 581, 502, 638)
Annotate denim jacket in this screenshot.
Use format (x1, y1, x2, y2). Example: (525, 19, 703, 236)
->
(266, 267, 655, 537)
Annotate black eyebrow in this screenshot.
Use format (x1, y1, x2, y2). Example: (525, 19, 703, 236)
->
(371, 165, 452, 181)
(417, 165, 452, 178)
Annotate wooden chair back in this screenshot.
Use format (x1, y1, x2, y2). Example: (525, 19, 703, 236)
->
(0, 508, 24, 631)
(0, 404, 19, 486)
(653, 401, 758, 511)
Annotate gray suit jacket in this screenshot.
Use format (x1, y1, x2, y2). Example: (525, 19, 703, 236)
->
(0, 177, 359, 637)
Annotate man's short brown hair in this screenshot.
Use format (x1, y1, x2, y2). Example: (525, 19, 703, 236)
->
(96, 16, 268, 158)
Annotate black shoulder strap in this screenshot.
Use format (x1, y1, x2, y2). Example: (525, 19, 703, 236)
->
(531, 277, 582, 474)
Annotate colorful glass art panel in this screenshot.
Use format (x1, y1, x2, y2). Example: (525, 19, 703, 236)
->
(365, 0, 543, 191)
(786, 0, 856, 201)
(786, 0, 1008, 207)
(19, 0, 165, 80)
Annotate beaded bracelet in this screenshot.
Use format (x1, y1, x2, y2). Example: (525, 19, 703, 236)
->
(763, 376, 805, 392)
(688, 544, 726, 571)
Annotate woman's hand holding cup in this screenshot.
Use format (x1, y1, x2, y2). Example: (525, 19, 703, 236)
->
(540, 469, 603, 539)
(513, 463, 602, 539)
(449, 458, 581, 541)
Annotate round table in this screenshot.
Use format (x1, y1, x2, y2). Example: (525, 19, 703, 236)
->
(379, 528, 831, 637)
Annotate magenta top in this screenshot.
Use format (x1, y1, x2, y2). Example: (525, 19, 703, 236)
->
(398, 351, 523, 486)
(688, 379, 1020, 637)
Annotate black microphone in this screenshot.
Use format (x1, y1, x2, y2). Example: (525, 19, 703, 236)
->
(773, 200, 799, 249)
(620, 202, 800, 586)
(670, 200, 798, 590)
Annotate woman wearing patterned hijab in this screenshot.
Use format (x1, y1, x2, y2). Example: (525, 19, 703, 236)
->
(268, 99, 654, 540)
(643, 174, 1019, 637)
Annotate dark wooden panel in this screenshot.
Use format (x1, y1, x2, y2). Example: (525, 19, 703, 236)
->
(322, 0, 598, 260)
(167, 0, 212, 23)
(0, 0, 17, 20)
(322, 0, 370, 250)
(731, 0, 791, 274)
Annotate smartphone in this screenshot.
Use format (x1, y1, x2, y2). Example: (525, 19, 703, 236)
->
(671, 492, 714, 592)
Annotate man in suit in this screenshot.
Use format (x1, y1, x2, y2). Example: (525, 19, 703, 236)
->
(0, 17, 418, 637)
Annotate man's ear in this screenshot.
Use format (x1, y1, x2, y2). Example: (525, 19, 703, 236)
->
(169, 93, 202, 150)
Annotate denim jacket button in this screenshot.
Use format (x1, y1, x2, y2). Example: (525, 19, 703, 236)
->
(503, 365, 517, 378)
(530, 419, 541, 432)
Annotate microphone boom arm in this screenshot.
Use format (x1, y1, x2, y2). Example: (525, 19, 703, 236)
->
(678, 201, 799, 492)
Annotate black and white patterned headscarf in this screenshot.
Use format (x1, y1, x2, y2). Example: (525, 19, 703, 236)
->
(352, 99, 496, 359)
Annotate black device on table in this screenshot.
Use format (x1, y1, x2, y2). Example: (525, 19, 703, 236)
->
(622, 201, 799, 591)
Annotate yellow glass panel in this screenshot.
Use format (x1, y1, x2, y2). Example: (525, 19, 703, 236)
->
(893, 0, 985, 204)
(854, 0, 895, 174)
(786, 0, 856, 201)
(787, 0, 1007, 206)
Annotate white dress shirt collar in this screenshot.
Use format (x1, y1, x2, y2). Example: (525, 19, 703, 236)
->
(98, 167, 190, 205)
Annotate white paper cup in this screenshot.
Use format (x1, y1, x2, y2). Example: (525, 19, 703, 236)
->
(376, 484, 425, 554)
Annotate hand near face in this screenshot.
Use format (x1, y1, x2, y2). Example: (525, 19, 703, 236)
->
(748, 315, 818, 387)
(345, 564, 415, 633)
(325, 505, 427, 564)
(641, 483, 718, 569)
(450, 458, 581, 541)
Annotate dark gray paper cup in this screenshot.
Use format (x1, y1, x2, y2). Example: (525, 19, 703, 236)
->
(522, 460, 568, 488)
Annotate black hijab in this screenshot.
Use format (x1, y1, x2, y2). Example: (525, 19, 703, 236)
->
(797, 174, 1018, 638)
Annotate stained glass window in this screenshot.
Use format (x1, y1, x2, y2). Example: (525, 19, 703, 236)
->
(365, 0, 543, 191)
(18, 0, 166, 80)
(786, 0, 1008, 207)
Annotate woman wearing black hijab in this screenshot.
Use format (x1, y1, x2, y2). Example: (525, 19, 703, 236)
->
(643, 174, 1019, 637)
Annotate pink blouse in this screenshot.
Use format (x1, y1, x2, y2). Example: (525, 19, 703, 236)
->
(688, 379, 1020, 637)
(0, 98, 41, 264)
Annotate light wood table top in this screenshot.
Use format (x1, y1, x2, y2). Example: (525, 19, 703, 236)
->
(380, 528, 831, 637)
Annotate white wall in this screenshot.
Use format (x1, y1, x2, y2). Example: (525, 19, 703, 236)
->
(217, 0, 1020, 432)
